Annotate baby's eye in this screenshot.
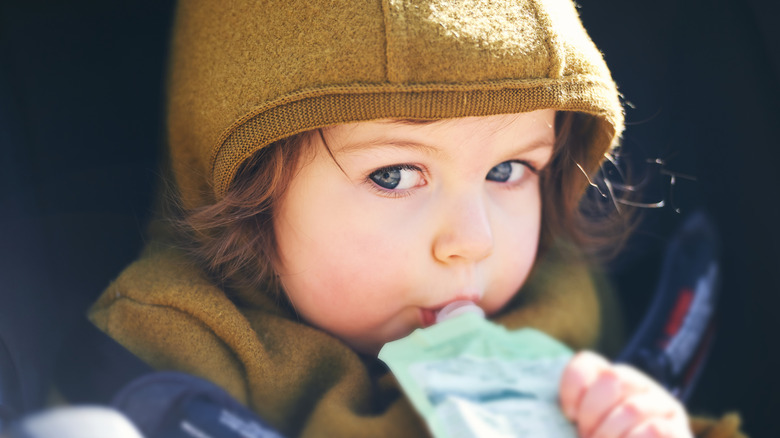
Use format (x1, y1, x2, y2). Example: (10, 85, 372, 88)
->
(486, 160, 527, 183)
(369, 165, 424, 190)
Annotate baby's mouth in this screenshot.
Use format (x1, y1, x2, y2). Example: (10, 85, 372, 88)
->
(421, 308, 438, 328)
(420, 299, 484, 328)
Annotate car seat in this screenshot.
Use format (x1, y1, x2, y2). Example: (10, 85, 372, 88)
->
(0, 0, 171, 430)
(2, 0, 778, 436)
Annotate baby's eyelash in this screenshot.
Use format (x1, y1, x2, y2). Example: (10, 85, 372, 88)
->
(366, 184, 415, 199)
(486, 160, 538, 187)
(374, 164, 420, 173)
(364, 164, 425, 198)
(366, 164, 421, 181)
(522, 161, 540, 174)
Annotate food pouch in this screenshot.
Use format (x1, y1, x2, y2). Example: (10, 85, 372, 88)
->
(378, 309, 577, 438)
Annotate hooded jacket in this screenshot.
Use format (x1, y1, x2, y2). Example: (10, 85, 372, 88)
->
(89, 0, 743, 436)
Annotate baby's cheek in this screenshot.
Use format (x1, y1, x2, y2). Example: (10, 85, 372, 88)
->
(484, 253, 536, 313)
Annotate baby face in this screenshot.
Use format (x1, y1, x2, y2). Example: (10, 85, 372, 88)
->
(273, 110, 556, 355)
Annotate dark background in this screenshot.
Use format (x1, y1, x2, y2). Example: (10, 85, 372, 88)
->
(1, 0, 778, 435)
(579, 1, 780, 435)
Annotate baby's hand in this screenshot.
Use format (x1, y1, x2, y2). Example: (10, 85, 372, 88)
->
(559, 351, 692, 438)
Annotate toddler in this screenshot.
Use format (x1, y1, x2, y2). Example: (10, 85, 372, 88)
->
(89, 0, 742, 436)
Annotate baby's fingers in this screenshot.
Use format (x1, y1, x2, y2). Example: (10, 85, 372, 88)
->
(590, 391, 687, 438)
(559, 351, 610, 420)
(624, 417, 693, 438)
(576, 366, 651, 436)
(560, 352, 657, 437)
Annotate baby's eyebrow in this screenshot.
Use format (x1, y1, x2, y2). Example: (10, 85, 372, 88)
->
(335, 138, 442, 157)
(334, 135, 554, 158)
(506, 139, 555, 157)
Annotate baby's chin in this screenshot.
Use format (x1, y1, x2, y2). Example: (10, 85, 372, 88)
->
(344, 326, 420, 357)
(347, 336, 400, 357)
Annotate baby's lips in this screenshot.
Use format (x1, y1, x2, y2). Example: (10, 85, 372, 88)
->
(421, 308, 438, 327)
(435, 300, 485, 323)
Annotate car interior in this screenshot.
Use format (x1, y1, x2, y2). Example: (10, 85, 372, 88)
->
(1, 0, 778, 436)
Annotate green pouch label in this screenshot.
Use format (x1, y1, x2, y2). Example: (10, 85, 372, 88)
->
(378, 314, 577, 438)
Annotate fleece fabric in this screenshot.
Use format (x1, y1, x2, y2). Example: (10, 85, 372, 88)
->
(91, 239, 604, 437)
(89, 0, 745, 436)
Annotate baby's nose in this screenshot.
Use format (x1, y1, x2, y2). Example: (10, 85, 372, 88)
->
(432, 193, 493, 263)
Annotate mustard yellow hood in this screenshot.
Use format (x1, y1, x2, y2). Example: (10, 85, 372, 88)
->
(167, 0, 624, 208)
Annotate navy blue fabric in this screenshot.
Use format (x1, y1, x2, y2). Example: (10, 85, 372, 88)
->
(617, 212, 720, 401)
(113, 372, 285, 438)
(0, 339, 22, 430)
(55, 318, 154, 406)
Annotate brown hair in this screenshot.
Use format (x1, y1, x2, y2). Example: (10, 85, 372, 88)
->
(178, 112, 632, 290)
(179, 132, 314, 292)
(540, 112, 634, 259)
